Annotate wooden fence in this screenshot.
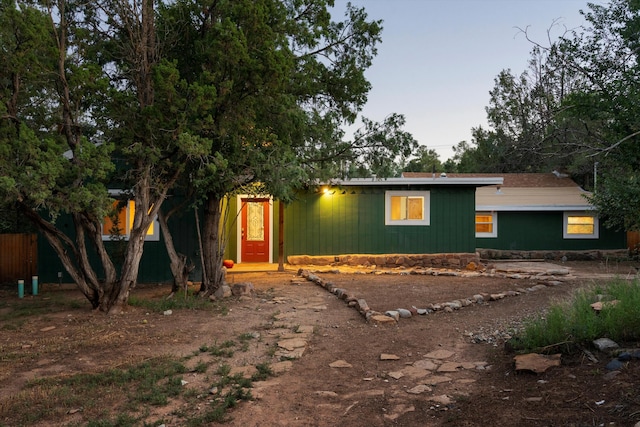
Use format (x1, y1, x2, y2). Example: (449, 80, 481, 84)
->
(0, 234, 37, 284)
(629, 231, 640, 253)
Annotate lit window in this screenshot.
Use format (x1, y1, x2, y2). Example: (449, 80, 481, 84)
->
(475, 212, 497, 238)
(390, 196, 423, 220)
(563, 212, 598, 239)
(385, 191, 430, 226)
(102, 199, 159, 241)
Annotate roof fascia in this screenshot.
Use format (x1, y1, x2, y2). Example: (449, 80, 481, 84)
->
(477, 205, 594, 211)
(329, 177, 504, 187)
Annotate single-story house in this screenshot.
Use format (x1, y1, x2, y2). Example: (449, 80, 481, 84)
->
(35, 175, 502, 282)
(404, 172, 628, 258)
(33, 172, 628, 283)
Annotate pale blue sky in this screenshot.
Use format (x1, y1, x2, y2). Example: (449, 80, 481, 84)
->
(332, 0, 604, 161)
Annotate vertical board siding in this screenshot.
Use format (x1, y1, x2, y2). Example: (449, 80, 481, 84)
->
(284, 186, 477, 257)
(477, 211, 627, 251)
(0, 234, 37, 283)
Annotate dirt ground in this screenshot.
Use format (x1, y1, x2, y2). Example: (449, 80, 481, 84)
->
(1, 259, 640, 426)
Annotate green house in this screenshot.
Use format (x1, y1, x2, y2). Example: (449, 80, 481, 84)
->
(35, 172, 628, 283)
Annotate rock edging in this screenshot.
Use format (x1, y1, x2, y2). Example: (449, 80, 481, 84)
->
(297, 266, 572, 324)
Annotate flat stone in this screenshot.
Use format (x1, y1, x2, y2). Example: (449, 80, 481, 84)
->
(296, 325, 315, 334)
(388, 371, 404, 380)
(437, 362, 462, 372)
(329, 360, 353, 368)
(428, 394, 453, 405)
(276, 347, 305, 359)
(407, 384, 432, 394)
(424, 375, 452, 385)
(401, 365, 431, 379)
(380, 353, 400, 360)
(370, 314, 397, 324)
(546, 268, 570, 275)
(460, 362, 477, 370)
(315, 391, 339, 398)
(514, 353, 561, 374)
(425, 349, 454, 360)
(277, 338, 307, 351)
(413, 359, 438, 371)
(383, 404, 415, 421)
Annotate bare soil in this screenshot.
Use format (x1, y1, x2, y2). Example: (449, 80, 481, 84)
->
(1, 260, 640, 426)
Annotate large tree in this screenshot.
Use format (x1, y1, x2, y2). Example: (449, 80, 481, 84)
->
(0, 0, 209, 313)
(547, 0, 640, 230)
(157, 0, 416, 295)
(1, 0, 116, 311)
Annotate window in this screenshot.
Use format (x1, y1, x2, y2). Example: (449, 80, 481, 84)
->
(385, 191, 430, 225)
(475, 211, 497, 238)
(563, 212, 598, 239)
(102, 199, 159, 241)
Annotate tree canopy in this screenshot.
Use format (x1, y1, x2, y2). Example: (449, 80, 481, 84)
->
(0, 0, 417, 307)
(447, 0, 640, 231)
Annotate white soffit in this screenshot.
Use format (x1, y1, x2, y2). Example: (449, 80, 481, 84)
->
(476, 186, 593, 211)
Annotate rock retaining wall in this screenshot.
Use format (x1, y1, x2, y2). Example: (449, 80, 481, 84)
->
(287, 253, 481, 270)
(478, 248, 629, 261)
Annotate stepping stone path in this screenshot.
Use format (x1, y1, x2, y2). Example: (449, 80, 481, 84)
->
(325, 348, 490, 422)
(228, 266, 578, 423)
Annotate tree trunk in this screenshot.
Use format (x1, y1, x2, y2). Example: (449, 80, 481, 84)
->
(200, 193, 226, 295)
(158, 209, 193, 294)
(105, 226, 146, 314)
(19, 203, 105, 309)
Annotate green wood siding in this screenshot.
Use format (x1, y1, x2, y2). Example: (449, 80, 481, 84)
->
(284, 186, 476, 256)
(476, 211, 627, 251)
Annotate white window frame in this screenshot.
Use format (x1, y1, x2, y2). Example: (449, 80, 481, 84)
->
(475, 211, 498, 238)
(385, 190, 430, 226)
(102, 193, 160, 242)
(563, 211, 598, 239)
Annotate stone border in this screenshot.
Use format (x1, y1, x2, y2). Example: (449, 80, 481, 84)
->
(288, 253, 481, 270)
(297, 265, 573, 325)
(478, 248, 629, 261)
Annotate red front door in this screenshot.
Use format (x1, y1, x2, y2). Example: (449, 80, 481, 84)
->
(241, 198, 270, 262)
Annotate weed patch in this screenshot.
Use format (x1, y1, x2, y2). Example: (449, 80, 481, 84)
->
(508, 279, 640, 353)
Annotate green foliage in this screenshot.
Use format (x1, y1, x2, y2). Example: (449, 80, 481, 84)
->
(447, 0, 640, 230)
(252, 362, 273, 381)
(402, 145, 443, 174)
(509, 279, 640, 354)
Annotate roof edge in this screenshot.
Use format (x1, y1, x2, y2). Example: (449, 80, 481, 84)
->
(329, 177, 504, 187)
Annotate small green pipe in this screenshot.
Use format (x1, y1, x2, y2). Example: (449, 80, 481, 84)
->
(18, 280, 24, 299)
(32, 276, 38, 296)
